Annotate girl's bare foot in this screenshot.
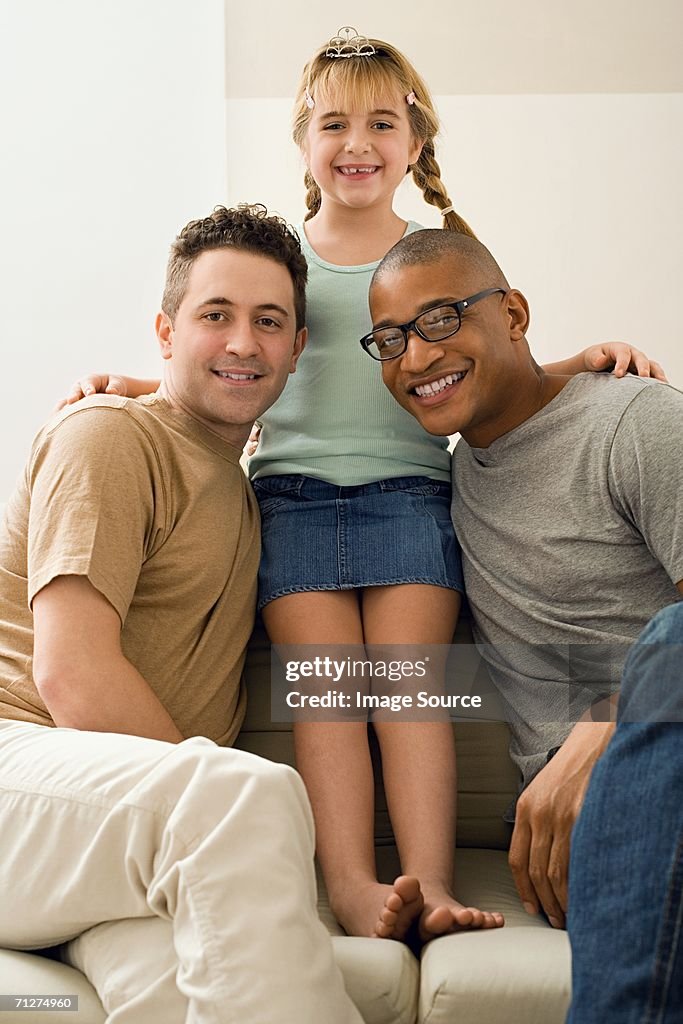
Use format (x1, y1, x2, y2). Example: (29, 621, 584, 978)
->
(330, 875, 424, 940)
(419, 883, 505, 942)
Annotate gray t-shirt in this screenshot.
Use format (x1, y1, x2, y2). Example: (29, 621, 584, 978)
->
(452, 373, 683, 789)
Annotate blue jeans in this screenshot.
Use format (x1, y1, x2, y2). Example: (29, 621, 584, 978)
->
(567, 603, 683, 1023)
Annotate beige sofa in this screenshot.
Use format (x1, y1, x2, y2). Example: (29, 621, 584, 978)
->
(0, 616, 571, 1023)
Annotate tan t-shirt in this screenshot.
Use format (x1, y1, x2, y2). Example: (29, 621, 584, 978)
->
(0, 394, 260, 746)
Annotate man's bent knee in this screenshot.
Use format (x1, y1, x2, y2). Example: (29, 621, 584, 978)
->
(154, 739, 313, 837)
(619, 603, 683, 723)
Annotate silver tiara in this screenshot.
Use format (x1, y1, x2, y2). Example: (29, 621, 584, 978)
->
(325, 26, 376, 59)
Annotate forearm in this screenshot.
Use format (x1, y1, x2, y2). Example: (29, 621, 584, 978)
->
(542, 354, 586, 375)
(35, 651, 184, 743)
(542, 342, 665, 378)
(121, 376, 160, 398)
(560, 715, 616, 767)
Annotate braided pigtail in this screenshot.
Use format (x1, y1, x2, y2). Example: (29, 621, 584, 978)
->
(303, 169, 322, 221)
(411, 140, 476, 238)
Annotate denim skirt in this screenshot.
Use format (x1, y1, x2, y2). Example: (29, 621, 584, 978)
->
(252, 474, 464, 610)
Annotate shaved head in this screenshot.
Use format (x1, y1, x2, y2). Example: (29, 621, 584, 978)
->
(372, 229, 510, 293)
(369, 228, 542, 446)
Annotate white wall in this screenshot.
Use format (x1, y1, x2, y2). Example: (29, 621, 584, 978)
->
(0, 0, 226, 498)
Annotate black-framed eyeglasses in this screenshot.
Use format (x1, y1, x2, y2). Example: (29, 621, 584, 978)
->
(359, 288, 506, 362)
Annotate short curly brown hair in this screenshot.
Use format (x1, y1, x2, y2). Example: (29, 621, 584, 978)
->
(162, 204, 307, 331)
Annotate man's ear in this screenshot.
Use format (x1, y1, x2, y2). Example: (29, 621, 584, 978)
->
(289, 327, 308, 373)
(156, 311, 174, 361)
(506, 290, 531, 342)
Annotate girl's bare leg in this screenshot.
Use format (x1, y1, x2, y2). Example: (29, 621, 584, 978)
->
(262, 591, 423, 939)
(362, 583, 505, 939)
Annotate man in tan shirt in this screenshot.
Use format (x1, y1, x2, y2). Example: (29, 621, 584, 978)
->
(0, 205, 362, 1024)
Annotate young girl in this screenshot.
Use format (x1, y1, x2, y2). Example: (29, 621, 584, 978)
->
(62, 28, 665, 944)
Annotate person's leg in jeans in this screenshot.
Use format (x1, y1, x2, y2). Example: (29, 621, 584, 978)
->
(0, 722, 362, 1024)
(567, 603, 683, 1023)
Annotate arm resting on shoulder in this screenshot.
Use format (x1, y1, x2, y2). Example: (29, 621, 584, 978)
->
(543, 343, 666, 379)
(57, 374, 160, 409)
(33, 575, 184, 743)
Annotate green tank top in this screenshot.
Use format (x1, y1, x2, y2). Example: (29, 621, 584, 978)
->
(249, 222, 450, 485)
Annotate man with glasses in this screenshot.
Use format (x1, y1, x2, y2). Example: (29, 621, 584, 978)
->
(362, 228, 683, 1022)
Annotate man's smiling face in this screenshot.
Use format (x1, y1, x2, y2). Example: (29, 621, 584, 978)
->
(156, 248, 306, 448)
(370, 256, 528, 446)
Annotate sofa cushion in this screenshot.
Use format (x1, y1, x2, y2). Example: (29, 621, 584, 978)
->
(418, 850, 571, 1024)
(317, 862, 419, 1024)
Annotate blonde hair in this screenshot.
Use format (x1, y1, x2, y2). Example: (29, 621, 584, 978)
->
(292, 37, 475, 238)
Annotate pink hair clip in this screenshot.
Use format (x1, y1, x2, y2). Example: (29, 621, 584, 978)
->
(305, 88, 315, 110)
(406, 91, 416, 105)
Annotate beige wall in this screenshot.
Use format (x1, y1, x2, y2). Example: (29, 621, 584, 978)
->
(225, 0, 683, 96)
(224, 1, 683, 387)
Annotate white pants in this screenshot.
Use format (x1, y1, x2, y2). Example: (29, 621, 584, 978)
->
(0, 721, 362, 1024)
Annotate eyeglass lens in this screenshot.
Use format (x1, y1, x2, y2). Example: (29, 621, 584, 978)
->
(368, 306, 462, 360)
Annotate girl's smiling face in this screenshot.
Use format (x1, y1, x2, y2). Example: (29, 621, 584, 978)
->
(302, 88, 423, 213)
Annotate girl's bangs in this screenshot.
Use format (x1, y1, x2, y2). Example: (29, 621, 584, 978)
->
(315, 58, 406, 113)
